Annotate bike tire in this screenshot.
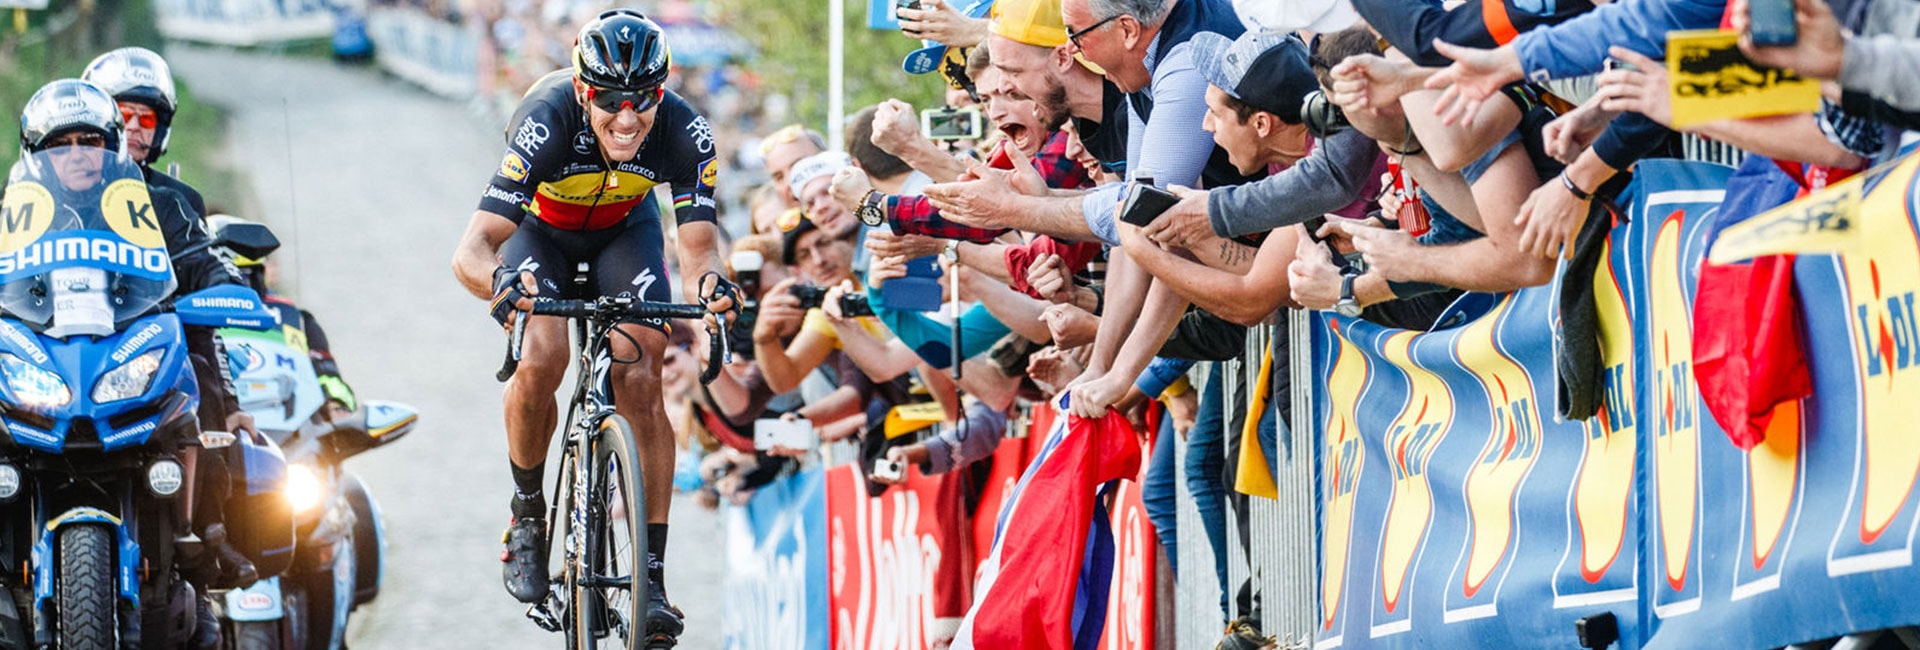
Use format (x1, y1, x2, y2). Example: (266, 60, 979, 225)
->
(57, 524, 117, 650)
(571, 415, 650, 650)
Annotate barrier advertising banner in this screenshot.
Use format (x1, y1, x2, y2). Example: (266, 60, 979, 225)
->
(723, 468, 830, 650)
(825, 464, 975, 650)
(153, 0, 333, 45)
(1310, 158, 1920, 649)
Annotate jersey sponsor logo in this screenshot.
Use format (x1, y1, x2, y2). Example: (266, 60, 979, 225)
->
(613, 161, 657, 178)
(632, 266, 657, 297)
(699, 158, 718, 189)
(513, 116, 550, 153)
(100, 179, 164, 249)
(484, 185, 526, 206)
(537, 172, 657, 206)
(499, 152, 531, 182)
(573, 130, 596, 155)
(687, 115, 714, 154)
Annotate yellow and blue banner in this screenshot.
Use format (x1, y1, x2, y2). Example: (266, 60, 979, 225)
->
(1311, 159, 1920, 648)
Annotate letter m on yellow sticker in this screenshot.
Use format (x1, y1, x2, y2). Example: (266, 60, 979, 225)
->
(0, 181, 54, 253)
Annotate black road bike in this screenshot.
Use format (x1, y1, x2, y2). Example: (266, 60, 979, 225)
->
(497, 270, 724, 650)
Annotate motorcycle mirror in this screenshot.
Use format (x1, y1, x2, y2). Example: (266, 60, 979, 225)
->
(213, 222, 281, 262)
(325, 400, 419, 460)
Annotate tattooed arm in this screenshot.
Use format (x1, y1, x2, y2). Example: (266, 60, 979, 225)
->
(1118, 222, 1305, 326)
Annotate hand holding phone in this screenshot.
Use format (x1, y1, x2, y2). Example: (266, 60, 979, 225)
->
(1119, 181, 1181, 228)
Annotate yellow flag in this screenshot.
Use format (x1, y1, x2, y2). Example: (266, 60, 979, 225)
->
(1667, 29, 1820, 128)
(1709, 152, 1919, 264)
(885, 401, 947, 439)
(1235, 342, 1280, 499)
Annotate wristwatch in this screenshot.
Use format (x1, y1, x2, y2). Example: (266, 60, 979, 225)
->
(1335, 273, 1364, 317)
(857, 189, 887, 227)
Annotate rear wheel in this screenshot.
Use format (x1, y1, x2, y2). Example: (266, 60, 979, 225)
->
(571, 415, 649, 650)
(57, 525, 118, 650)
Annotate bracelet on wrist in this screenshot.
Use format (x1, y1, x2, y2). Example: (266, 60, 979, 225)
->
(1560, 169, 1594, 201)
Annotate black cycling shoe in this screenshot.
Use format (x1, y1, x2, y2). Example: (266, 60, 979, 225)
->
(501, 516, 550, 603)
(643, 584, 684, 647)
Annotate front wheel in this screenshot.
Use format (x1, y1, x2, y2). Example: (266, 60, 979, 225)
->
(57, 524, 118, 650)
(571, 415, 650, 650)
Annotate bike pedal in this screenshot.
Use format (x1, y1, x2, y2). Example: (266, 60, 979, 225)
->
(525, 593, 564, 633)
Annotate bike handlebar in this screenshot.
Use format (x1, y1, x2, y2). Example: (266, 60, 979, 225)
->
(496, 297, 732, 384)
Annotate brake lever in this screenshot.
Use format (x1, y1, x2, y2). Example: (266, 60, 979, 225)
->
(700, 312, 730, 385)
(496, 310, 527, 383)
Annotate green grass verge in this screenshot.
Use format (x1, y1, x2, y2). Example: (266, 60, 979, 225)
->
(1, 0, 240, 214)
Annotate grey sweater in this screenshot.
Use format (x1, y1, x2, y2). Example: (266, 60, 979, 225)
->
(1205, 128, 1380, 238)
(1841, 35, 1920, 113)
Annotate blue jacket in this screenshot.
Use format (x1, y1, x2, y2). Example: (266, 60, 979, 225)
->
(1514, 0, 1726, 82)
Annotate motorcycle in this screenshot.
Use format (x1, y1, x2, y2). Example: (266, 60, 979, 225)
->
(205, 222, 417, 650)
(0, 146, 288, 649)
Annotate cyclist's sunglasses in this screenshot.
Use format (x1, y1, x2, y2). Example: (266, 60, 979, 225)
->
(586, 85, 664, 114)
(119, 106, 158, 129)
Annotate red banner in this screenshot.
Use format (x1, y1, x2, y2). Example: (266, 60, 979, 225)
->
(825, 464, 973, 650)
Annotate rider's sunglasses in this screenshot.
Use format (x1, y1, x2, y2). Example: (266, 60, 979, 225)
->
(119, 106, 158, 129)
(586, 85, 664, 115)
(44, 132, 107, 151)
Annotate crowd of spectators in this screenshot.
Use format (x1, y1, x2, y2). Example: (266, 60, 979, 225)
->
(628, 0, 1920, 646)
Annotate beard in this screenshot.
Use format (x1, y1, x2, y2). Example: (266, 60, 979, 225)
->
(1040, 77, 1073, 129)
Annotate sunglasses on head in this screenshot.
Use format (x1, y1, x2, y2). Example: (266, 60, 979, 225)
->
(119, 106, 158, 129)
(586, 85, 663, 114)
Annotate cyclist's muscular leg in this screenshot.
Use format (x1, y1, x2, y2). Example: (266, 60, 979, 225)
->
(505, 316, 570, 469)
(606, 323, 672, 525)
(500, 314, 567, 603)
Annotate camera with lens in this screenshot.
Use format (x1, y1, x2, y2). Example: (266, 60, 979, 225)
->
(727, 251, 765, 361)
(1301, 90, 1350, 139)
(838, 293, 875, 318)
(789, 283, 830, 310)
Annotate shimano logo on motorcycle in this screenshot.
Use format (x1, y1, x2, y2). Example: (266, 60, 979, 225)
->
(0, 236, 168, 277)
(111, 323, 163, 363)
(0, 321, 48, 365)
(189, 297, 255, 310)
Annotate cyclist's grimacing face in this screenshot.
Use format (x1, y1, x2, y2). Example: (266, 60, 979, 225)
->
(578, 85, 659, 161)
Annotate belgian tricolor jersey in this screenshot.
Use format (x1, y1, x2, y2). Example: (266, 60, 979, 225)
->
(477, 70, 718, 231)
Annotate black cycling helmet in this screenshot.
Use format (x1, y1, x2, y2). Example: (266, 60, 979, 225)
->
(82, 47, 178, 164)
(19, 79, 124, 154)
(572, 9, 672, 92)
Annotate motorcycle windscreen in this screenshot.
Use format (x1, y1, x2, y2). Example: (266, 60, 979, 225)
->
(0, 148, 177, 337)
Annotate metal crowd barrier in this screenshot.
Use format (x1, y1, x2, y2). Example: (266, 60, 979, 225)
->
(1168, 108, 1749, 648)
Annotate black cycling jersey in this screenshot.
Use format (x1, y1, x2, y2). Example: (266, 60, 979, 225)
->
(477, 70, 718, 231)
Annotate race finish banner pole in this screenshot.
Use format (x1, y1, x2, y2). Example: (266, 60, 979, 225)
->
(0, 0, 46, 34)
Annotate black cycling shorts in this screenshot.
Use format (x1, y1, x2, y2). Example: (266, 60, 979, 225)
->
(496, 200, 673, 332)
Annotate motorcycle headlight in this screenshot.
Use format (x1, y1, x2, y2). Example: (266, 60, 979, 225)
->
(286, 464, 323, 514)
(93, 349, 164, 404)
(0, 463, 19, 501)
(0, 353, 69, 409)
(146, 458, 183, 497)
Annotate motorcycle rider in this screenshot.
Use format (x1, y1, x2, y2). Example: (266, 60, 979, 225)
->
(448, 9, 736, 645)
(12, 80, 261, 603)
(205, 213, 359, 419)
(81, 47, 208, 219)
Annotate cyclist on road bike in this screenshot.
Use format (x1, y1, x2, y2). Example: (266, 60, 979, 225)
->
(449, 9, 735, 645)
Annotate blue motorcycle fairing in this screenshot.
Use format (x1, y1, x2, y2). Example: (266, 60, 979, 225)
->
(224, 577, 286, 622)
(174, 285, 278, 331)
(0, 313, 195, 453)
(31, 507, 144, 611)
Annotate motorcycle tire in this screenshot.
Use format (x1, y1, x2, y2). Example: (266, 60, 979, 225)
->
(341, 473, 383, 608)
(571, 415, 650, 650)
(300, 541, 353, 650)
(57, 525, 117, 650)
(233, 621, 283, 650)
